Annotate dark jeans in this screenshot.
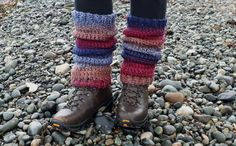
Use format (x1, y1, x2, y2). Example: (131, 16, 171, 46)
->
(75, 0, 166, 19)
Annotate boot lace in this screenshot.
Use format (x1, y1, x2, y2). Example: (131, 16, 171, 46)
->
(121, 85, 142, 106)
(67, 88, 94, 111)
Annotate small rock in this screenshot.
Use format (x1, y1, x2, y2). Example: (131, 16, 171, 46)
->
(201, 134, 209, 145)
(47, 91, 61, 101)
(3, 112, 14, 121)
(163, 125, 176, 135)
(31, 139, 42, 146)
(52, 131, 65, 145)
(52, 83, 65, 91)
(193, 114, 212, 123)
(26, 82, 38, 93)
(27, 121, 42, 136)
(3, 132, 16, 143)
(220, 105, 233, 115)
(204, 94, 217, 102)
(41, 101, 57, 112)
(65, 137, 73, 146)
(199, 86, 211, 93)
(148, 84, 157, 94)
(162, 85, 178, 92)
(203, 107, 215, 115)
(172, 142, 182, 146)
(176, 105, 194, 116)
(212, 131, 226, 143)
(141, 132, 153, 140)
(159, 79, 183, 90)
(0, 118, 19, 136)
(105, 139, 114, 146)
(154, 126, 163, 135)
(164, 92, 185, 103)
(11, 89, 21, 98)
(24, 49, 36, 55)
(55, 63, 70, 74)
(218, 91, 236, 102)
(114, 137, 122, 146)
(27, 103, 37, 114)
(43, 51, 57, 59)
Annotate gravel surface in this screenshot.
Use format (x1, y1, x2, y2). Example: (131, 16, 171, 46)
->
(0, 0, 235, 145)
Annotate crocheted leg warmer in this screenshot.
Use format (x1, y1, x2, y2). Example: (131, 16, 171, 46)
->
(71, 10, 116, 88)
(121, 15, 167, 85)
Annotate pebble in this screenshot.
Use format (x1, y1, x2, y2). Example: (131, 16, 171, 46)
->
(201, 134, 209, 145)
(52, 131, 65, 145)
(11, 89, 21, 98)
(154, 126, 163, 135)
(212, 131, 226, 143)
(163, 125, 176, 135)
(148, 84, 157, 94)
(3, 112, 14, 121)
(47, 91, 61, 101)
(164, 92, 185, 103)
(31, 139, 42, 146)
(27, 121, 42, 136)
(43, 51, 57, 59)
(176, 105, 194, 116)
(140, 132, 153, 140)
(218, 91, 236, 102)
(0, 118, 19, 136)
(41, 101, 57, 112)
(27, 103, 37, 114)
(162, 85, 178, 92)
(55, 63, 70, 74)
(105, 139, 114, 145)
(52, 83, 65, 91)
(220, 105, 233, 115)
(159, 79, 183, 90)
(3, 132, 16, 143)
(25, 82, 38, 93)
(203, 106, 215, 115)
(204, 94, 218, 102)
(193, 114, 212, 123)
(114, 137, 122, 146)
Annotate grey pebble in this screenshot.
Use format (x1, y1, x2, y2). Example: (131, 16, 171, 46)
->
(212, 131, 226, 143)
(27, 103, 37, 114)
(3, 132, 16, 143)
(27, 121, 42, 136)
(0, 118, 19, 136)
(163, 125, 176, 135)
(41, 101, 57, 112)
(47, 91, 61, 101)
(162, 85, 178, 92)
(159, 79, 183, 90)
(11, 89, 21, 98)
(52, 131, 65, 145)
(3, 112, 14, 121)
(218, 91, 236, 102)
(52, 83, 65, 91)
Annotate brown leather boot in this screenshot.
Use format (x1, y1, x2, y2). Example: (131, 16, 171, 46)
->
(116, 84, 149, 129)
(51, 87, 112, 132)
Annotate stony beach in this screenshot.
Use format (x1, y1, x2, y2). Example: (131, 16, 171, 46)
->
(0, 0, 235, 145)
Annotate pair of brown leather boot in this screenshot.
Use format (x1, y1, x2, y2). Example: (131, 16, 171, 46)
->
(51, 84, 148, 132)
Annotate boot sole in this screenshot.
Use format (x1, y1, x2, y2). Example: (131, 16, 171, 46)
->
(51, 98, 113, 132)
(117, 115, 148, 130)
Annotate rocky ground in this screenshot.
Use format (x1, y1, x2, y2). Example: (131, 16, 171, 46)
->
(0, 0, 236, 145)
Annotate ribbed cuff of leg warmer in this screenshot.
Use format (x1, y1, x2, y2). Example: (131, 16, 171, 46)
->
(71, 10, 116, 88)
(121, 15, 167, 85)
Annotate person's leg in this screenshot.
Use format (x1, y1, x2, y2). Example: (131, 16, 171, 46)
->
(52, 0, 116, 131)
(117, 0, 167, 129)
